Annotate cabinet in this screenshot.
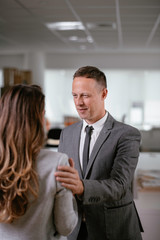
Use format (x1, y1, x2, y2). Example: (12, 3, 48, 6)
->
(0, 68, 32, 96)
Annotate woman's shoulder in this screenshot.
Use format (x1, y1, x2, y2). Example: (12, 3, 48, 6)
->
(37, 148, 69, 175)
(39, 148, 68, 160)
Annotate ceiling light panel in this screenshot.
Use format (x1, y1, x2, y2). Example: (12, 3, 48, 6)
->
(46, 21, 85, 31)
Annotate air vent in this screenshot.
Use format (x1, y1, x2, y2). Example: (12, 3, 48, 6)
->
(86, 22, 116, 30)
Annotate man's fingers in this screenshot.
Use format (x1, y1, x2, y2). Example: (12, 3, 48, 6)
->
(55, 158, 84, 195)
(57, 165, 75, 173)
(55, 171, 77, 180)
(55, 176, 77, 185)
(68, 158, 75, 168)
(61, 182, 77, 194)
(55, 158, 75, 174)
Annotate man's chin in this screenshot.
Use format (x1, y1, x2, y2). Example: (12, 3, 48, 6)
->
(78, 112, 87, 120)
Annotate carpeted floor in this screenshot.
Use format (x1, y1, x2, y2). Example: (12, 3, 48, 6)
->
(135, 191, 160, 240)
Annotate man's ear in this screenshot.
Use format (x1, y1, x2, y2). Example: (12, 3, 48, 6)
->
(102, 88, 108, 99)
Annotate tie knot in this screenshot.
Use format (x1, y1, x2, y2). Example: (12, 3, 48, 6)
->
(85, 125, 93, 134)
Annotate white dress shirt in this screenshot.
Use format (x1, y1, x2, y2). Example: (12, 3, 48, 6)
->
(79, 111, 108, 170)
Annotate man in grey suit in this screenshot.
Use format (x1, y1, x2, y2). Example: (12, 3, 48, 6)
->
(55, 66, 143, 240)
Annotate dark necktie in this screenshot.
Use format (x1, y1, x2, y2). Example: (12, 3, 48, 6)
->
(83, 125, 93, 176)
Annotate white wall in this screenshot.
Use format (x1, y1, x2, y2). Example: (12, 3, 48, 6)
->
(46, 52, 160, 70)
(1, 51, 160, 71)
(0, 54, 24, 69)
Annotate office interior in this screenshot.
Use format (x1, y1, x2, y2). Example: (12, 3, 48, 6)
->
(0, 1, 160, 239)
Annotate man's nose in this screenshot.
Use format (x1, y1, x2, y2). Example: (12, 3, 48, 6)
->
(76, 96, 83, 105)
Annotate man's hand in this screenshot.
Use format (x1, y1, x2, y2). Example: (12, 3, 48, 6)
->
(55, 158, 84, 196)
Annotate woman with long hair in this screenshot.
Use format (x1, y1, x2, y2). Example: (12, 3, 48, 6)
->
(0, 84, 77, 240)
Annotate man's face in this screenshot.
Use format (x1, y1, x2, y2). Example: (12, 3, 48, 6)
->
(72, 77, 107, 124)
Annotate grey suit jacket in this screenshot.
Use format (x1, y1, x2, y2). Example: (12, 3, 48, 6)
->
(58, 113, 143, 240)
(0, 149, 77, 240)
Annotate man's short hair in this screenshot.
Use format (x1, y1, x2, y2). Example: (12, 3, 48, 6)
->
(73, 66, 107, 88)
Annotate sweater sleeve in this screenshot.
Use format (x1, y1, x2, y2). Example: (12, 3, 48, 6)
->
(53, 154, 78, 236)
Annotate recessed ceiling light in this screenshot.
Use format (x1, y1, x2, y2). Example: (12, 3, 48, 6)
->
(46, 21, 85, 31)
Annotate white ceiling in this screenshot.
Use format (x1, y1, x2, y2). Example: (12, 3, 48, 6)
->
(0, 0, 160, 54)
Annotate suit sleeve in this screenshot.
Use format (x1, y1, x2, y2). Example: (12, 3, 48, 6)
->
(53, 154, 78, 236)
(82, 127, 141, 204)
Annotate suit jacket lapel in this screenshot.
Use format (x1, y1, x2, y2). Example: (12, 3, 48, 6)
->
(85, 113, 114, 178)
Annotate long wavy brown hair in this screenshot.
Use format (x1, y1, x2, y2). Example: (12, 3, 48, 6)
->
(0, 84, 45, 223)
